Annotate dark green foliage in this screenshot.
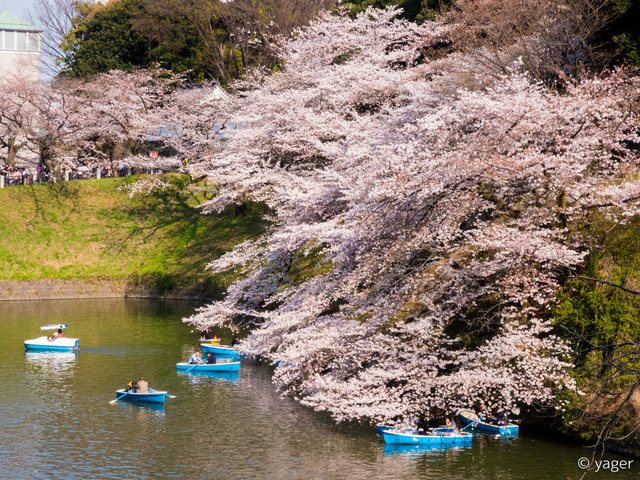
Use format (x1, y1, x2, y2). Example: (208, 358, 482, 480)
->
(61, 0, 209, 79)
(554, 0, 640, 69)
(61, 0, 150, 77)
(413, 0, 453, 22)
(555, 278, 640, 369)
(554, 216, 640, 446)
(134, 1, 211, 80)
(555, 217, 640, 368)
(604, 0, 640, 66)
(339, 0, 452, 23)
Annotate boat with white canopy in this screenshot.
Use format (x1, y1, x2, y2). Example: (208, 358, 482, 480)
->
(23, 324, 79, 352)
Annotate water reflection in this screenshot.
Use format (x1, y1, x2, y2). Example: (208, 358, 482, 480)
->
(80, 347, 134, 356)
(114, 400, 166, 417)
(177, 371, 240, 383)
(24, 351, 78, 376)
(383, 443, 472, 457)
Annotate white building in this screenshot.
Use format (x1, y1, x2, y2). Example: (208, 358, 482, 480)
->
(0, 11, 41, 82)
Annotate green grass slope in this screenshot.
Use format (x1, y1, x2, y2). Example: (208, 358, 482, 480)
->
(0, 174, 267, 298)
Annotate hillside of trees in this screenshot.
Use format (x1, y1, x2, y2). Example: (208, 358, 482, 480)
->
(45, 0, 640, 82)
(30, 0, 640, 82)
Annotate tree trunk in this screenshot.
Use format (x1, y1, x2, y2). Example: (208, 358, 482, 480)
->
(6, 139, 18, 165)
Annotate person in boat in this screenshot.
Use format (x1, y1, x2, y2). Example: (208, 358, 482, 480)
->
(428, 413, 440, 429)
(126, 380, 138, 392)
(445, 418, 461, 434)
(49, 328, 63, 342)
(495, 411, 509, 426)
(203, 352, 217, 364)
(136, 377, 149, 393)
(484, 407, 502, 425)
(417, 415, 430, 433)
(231, 336, 239, 346)
(201, 329, 216, 340)
(188, 351, 203, 364)
(476, 402, 496, 422)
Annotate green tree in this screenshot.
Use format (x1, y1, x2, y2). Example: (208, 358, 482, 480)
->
(554, 216, 640, 448)
(133, 1, 211, 81)
(61, 0, 149, 77)
(60, 0, 334, 82)
(60, 0, 209, 79)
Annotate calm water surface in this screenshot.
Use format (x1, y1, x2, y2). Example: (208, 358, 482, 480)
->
(0, 299, 635, 479)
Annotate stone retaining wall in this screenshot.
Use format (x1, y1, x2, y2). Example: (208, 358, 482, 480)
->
(0, 279, 127, 301)
(0, 279, 208, 301)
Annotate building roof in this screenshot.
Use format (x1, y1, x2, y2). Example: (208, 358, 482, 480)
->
(0, 11, 40, 32)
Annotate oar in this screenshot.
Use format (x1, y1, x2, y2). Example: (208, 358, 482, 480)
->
(110, 389, 133, 404)
(461, 412, 482, 430)
(185, 361, 204, 373)
(435, 429, 454, 447)
(461, 421, 476, 431)
(165, 393, 176, 399)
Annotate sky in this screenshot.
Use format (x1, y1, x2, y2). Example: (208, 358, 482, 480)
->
(0, 0, 37, 20)
(1, 0, 57, 79)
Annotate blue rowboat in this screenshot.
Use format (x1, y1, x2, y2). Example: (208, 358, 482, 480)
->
(458, 409, 519, 436)
(382, 428, 473, 446)
(376, 425, 416, 434)
(376, 425, 393, 434)
(176, 361, 240, 372)
(177, 371, 239, 382)
(115, 388, 169, 404)
(200, 344, 239, 356)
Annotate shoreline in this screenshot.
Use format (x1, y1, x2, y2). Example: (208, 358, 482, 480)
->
(0, 279, 204, 301)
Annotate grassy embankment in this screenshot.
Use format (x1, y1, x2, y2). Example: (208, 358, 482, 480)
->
(0, 174, 268, 298)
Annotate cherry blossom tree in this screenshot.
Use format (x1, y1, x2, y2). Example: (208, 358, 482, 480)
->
(180, 7, 640, 425)
(0, 78, 41, 165)
(1, 69, 196, 173)
(60, 70, 178, 160)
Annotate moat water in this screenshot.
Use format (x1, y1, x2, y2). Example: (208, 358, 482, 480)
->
(0, 298, 634, 479)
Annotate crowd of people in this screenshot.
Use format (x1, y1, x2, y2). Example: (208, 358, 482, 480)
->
(0, 164, 50, 186)
(0, 159, 165, 187)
